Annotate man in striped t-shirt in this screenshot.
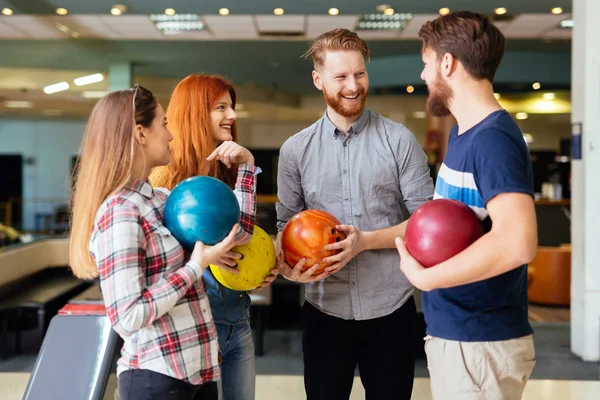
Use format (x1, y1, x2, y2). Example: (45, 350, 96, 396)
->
(393, 11, 539, 400)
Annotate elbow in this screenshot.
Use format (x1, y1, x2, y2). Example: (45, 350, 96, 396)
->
(512, 236, 538, 267)
(108, 307, 145, 337)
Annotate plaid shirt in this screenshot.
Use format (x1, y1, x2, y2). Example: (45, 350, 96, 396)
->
(89, 164, 257, 385)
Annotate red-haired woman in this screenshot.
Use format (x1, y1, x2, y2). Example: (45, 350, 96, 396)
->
(150, 74, 277, 400)
(70, 84, 239, 399)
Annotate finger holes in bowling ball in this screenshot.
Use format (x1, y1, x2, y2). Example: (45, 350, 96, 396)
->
(331, 228, 336, 234)
(336, 237, 341, 242)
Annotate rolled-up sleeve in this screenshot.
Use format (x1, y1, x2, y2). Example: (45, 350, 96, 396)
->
(394, 126, 435, 214)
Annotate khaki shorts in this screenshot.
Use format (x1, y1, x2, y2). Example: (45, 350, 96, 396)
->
(424, 334, 536, 400)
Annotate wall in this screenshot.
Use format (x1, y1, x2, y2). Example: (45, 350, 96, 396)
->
(0, 118, 85, 230)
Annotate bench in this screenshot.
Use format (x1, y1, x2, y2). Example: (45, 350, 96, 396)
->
(0, 239, 92, 359)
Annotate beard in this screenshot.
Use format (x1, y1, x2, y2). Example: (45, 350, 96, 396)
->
(323, 86, 367, 118)
(426, 74, 453, 117)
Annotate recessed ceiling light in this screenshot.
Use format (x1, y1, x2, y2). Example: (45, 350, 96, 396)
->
(412, 111, 426, 119)
(43, 82, 70, 94)
(383, 8, 395, 16)
(551, 7, 563, 15)
(274, 8, 284, 16)
(329, 8, 339, 16)
(543, 93, 556, 100)
(439, 8, 450, 16)
(494, 93, 501, 99)
(74, 73, 104, 86)
(494, 7, 507, 15)
(82, 91, 109, 99)
(165, 8, 176, 16)
(532, 82, 541, 90)
(219, 8, 230, 16)
(516, 112, 528, 120)
(406, 85, 414, 93)
(56, 8, 68, 15)
(4, 101, 33, 109)
(560, 19, 574, 28)
(2, 8, 13, 16)
(111, 5, 127, 16)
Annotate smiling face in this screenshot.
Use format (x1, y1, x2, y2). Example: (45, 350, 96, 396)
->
(210, 91, 237, 143)
(313, 50, 369, 118)
(420, 48, 454, 117)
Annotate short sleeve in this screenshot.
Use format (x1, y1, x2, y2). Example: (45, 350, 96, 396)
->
(472, 129, 534, 205)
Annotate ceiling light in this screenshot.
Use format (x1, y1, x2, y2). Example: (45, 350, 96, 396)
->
(111, 5, 128, 16)
(219, 8, 230, 16)
(439, 8, 450, 16)
(412, 111, 426, 119)
(74, 73, 104, 86)
(494, 7, 507, 15)
(274, 8, 284, 16)
(43, 82, 69, 94)
(543, 93, 556, 100)
(236, 103, 244, 110)
(494, 93, 501, 99)
(551, 7, 563, 15)
(71, 31, 80, 38)
(515, 112, 528, 120)
(523, 133, 534, 144)
(2, 8, 13, 16)
(56, 8, 68, 15)
(3, 101, 33, 109)
(383, 8, 395, 16)
(406, 85, 414, 94)
(150, 14, 205, 35)
(560, 19, 574, 28)
(329, 8, 339, 16)
(82, 91, 109, 99)
(56, 23, 70, 33)
(357, 12, 412, 31)
(165, 8, 176, 16)
(532, 82, 541, 90)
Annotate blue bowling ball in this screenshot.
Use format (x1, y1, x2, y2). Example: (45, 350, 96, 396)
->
(164, 176, 240, 249)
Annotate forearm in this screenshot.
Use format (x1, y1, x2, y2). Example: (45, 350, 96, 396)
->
(423, 231, 528, 290)
(233, 163, 257, 243)
(363, 220, 408, 250)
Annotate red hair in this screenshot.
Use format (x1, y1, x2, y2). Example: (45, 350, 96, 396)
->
(149, 74, 238, 190)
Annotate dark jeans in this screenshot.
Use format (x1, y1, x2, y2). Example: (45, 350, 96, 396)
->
(118, 369, 218, 400)
(302, 297, 416, 400)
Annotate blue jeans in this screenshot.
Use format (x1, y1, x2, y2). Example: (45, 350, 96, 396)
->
(216, 321, 255, 400)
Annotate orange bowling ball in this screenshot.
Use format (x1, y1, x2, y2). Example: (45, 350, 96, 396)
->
(281, 209, 347, 275)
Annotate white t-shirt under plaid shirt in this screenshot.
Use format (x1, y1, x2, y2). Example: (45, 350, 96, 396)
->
(89, 164, 257, 385)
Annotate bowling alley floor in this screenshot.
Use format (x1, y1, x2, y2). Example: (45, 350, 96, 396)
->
(1, 373, 599, 399)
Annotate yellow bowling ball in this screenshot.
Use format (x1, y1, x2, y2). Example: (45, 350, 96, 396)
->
(209, 226, 276, 291)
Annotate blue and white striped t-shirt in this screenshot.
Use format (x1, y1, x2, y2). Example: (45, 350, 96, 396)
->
(422, 109, 535, 342)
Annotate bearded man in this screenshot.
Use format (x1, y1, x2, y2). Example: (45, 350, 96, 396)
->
(274, 28, 435, 400)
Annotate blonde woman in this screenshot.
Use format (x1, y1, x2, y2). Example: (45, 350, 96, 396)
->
(69, 84, 240, 400)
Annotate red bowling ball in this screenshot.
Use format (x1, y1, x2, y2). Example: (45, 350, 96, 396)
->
(405, 199, 484, 268)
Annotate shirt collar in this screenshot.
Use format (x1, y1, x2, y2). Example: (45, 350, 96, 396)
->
(126, 179, 154, 199)
(323, 108, 370, 137)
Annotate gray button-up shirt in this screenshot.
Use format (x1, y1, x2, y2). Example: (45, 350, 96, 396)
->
(276, 109, 434, 320)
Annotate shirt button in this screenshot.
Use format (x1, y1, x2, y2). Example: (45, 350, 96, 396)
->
(240, 295, 243, 298)
(202, 308, 207, 313)
(344, 197, 349, 201)
(343, 170, 347, 174)
(343, 143, 347, 147)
